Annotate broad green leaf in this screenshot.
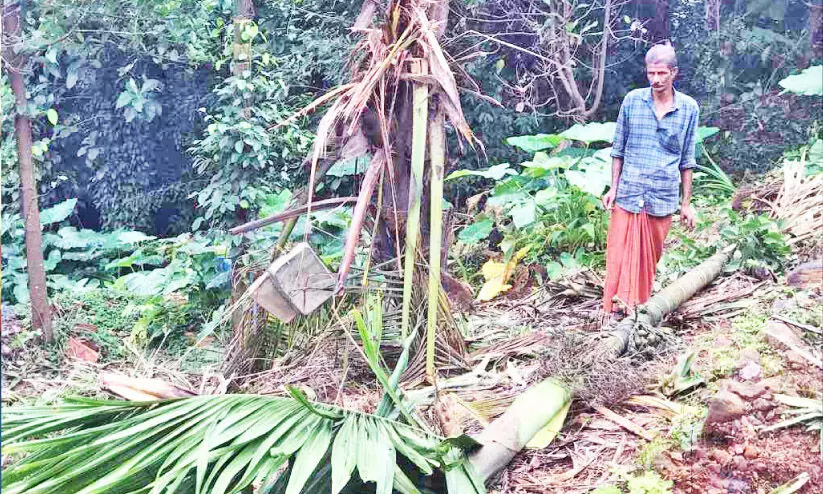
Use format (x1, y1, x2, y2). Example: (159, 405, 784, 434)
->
(115, 91, 132, 109)
(505, 133, 565, 152)
(696, 126, 720, 144)
(117, 231, 155, 244)
(509, 201, 536, 228)
(458, 217, 493, 244)
(446, 163, 516, 181)
(46, 109, 58, 125)
(39, 198, 77, 226)
(559, 121, 616, 144)
(285, 421, 332, 494)
(326, 155, 371, 177)
(331, 417, 357, 494)
(522, 152, 573, 170)
(566, 158, 610, 197)
(778, 65, 823, 96)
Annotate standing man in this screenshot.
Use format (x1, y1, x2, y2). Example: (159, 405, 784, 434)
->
(601, 43, 699, 316)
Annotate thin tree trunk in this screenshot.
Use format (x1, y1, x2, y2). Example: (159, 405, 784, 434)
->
(811, 1, 823, 59)
(230, 0, 256, 341)
(3, 2, 53, 342)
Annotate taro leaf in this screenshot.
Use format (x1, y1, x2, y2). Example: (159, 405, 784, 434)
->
(117, 231, 155, 244)
(115, 91, 132, 109)
(566, 158, 610, 197)
(258, 189, 293, 219)
(44, 249, 61, 271)
(458, 217, 494, 245)
(505, 134, 565, 153)
(697, 126, 720, 144)
(46, 109, 58, 125)
(546, 261, 563, 281)
(559, 122, 616, 144)
(446, 163, 516, 181)
(522, 152, 573, 170)
(326, 155, 371, 178)
(778, 65, 823, 96)
(807, 139, 823, 170)
(39, 198, 77, 226)
(509, 201, 536, 228)
(477, 246, 529, 301)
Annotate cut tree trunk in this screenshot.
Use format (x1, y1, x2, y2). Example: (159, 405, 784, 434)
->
(3, 2, 53, 342)
(609, 246, 735, 356)
(469, 247, 734, 481)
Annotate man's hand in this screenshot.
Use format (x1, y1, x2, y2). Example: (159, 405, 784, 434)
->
(602, 189, 617, 211)
(680, 204, 696, 230)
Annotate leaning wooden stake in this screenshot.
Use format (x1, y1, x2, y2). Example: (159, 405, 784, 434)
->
(400, 58, 429, 339)
(426, 105, 446, 380)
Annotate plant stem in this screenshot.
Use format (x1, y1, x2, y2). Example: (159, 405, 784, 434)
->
(401, 58, 429, 339)
(426, 105, 446, 381)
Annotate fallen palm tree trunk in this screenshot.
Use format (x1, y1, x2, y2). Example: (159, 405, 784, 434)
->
(468, 378, 571, 482)
(466, 248, 734, 481)
(608, 245, 735, 356)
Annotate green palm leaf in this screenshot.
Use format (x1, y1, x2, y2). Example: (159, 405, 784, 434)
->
(1, 395, 484, 494)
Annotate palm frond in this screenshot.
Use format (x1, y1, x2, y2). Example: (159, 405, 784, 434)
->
(1, 395, 484, 494)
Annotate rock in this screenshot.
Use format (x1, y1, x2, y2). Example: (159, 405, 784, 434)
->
(752, 398, 776, 412)
(764, 321, 821, 367)
(732, 443, 745, 455)
(711, 449, 732, 465)
(726, 380, 767, 400)
(67, 337, 99, 363)
(765, 321, 805, 349)
(706, 390, 747, 427)
(738, 361, 762, 381)
(761, 376, 785, 393)
(737, 348, 761, 367)
(743, 444, 758, 459)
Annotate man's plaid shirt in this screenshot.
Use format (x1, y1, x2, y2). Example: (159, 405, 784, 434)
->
(610, 87, 700, 217)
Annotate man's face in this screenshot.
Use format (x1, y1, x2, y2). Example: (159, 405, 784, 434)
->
(646, 62, 677, 95)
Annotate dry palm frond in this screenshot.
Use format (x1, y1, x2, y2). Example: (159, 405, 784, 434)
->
(771, 159, 823, 245)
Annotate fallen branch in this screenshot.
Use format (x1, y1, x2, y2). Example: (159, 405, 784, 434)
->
(771, 314, 823, 335)
(229, 196, 357, 235)
(100, 373, 196, 401)
(593, 405, 655, 442)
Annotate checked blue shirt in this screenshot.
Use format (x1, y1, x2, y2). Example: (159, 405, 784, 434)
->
(610, 87, 699, 217)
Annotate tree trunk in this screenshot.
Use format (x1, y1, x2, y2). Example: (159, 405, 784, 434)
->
(230, 0, 256, 342)
(3, 2, 53, 342)
(811, 0, 823, 60)
(609, 246, 734, 355)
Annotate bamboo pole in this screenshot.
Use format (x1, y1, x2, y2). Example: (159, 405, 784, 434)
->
(400, 58, 428, 338)
(425, 105, 446, 381)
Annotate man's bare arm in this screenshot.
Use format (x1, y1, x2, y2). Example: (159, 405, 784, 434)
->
(680, 168, 692, 207)
(611, 157, 623, 189)
(680, 168, 695, 229)
(601, 157, 622, 210)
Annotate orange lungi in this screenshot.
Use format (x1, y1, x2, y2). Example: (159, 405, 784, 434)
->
(602, 206, 672, 313)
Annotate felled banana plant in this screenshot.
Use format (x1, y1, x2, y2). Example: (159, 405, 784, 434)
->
(1, 393, 484, 494)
